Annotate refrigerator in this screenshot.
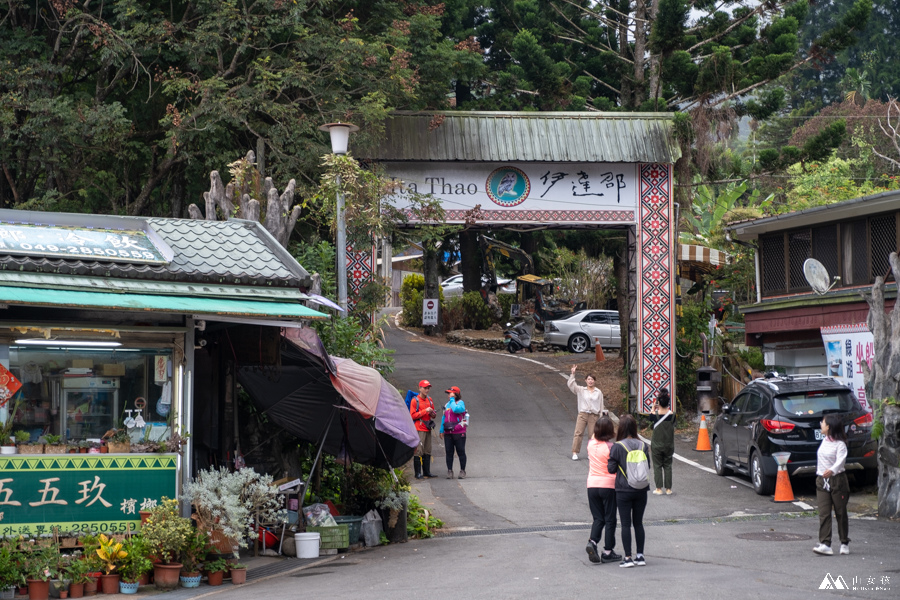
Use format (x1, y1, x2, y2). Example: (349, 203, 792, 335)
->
(57, 377, 120, 441)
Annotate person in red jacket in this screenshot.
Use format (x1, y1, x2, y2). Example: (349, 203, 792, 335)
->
(410, 379, 437, 479)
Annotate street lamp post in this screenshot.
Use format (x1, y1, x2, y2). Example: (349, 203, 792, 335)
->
(318, 122, 359, 316)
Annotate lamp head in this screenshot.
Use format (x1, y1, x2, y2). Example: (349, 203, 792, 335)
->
(318, 122, 359, 155)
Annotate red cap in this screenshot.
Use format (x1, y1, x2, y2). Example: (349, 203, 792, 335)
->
(418, 380, 431, 388)
(445, 386, 461, 395)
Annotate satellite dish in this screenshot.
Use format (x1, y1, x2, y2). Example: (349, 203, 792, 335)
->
(803, 258, 840, 294)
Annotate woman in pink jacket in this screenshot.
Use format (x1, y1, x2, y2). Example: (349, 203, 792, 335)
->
(585, 416, 621, 564)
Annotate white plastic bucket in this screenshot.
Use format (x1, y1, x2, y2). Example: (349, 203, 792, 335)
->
(295, 532, 320, 558)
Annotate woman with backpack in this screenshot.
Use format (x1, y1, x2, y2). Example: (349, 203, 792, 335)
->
(607, 414, 651, 568)
(585, 416, 622, 565)
(440, 386, 469, 479)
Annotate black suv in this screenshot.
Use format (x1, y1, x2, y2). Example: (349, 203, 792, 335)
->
(712, 374, 877, 495)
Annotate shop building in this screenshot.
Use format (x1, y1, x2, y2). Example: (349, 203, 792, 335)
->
(0, 209, 326, 536)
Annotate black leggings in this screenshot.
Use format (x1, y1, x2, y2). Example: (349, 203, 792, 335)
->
(616, 489, 648, 557)
(445, 433, 467, 471)
(587, 487, 617, 551)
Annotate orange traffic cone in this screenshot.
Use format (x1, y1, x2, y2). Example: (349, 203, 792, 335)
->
(772, 452, 795, 502)
(595, 338, 605, 362)
(694, 414, 712, 452)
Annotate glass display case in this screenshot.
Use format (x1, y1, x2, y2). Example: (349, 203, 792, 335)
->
(56, 377, 120, 441)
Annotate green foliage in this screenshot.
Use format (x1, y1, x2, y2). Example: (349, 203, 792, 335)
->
(675, 299, 710, 412)
(141, 497, 194, 564)
(682, 179, 773, 247)
(407, 493, 443, 539)
(0, 541, 23, 588)
(290, 240, 336, 300)
(781, 149, 900, 210)
(548, 248, 614, 309)
(13, 431, 29, 444)
(301, 454, 343, 505)
(118, 536, 153, 583)
(459, 291, 493, 330)
(311, 317, 394, 375)
(400, 273, 443, 328)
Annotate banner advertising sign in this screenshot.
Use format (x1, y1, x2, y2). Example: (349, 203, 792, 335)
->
(820, 323, 874, 411)
(0, 454, 177, 536)
(422, 299, 438, 326)
(383, 162, 638, 226)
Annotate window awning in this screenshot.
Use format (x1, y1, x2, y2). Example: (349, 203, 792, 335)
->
(0, 286, 328, 320)
(677, 244, 727, 274)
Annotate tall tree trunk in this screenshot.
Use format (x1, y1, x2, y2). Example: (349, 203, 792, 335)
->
(646, 0, 662, 106)
(614, 251, 628, 368)
(618, 4, 632, 108)
(861, 251, 900, 518)
(632, 0, 649, 107)
(459, 231, 481, 294)
(423, 242, 441, 336)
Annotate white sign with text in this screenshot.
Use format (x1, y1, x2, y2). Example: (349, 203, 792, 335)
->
(383, 162, 638, 225)
(422, 298, 439, 326)
(820, 323, 874, 412)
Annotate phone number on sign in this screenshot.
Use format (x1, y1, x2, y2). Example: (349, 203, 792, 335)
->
(1, 521, 140, 537)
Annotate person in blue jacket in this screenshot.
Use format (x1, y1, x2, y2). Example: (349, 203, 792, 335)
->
(440, 386, 469, 479)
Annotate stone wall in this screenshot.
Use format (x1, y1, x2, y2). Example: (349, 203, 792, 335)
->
(444, 330, 557, 353)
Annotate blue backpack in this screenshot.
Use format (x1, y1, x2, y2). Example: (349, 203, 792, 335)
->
(404, 390, 417, 410)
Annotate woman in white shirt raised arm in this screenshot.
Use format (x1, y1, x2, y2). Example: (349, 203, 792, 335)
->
(813, 413, 850, 556)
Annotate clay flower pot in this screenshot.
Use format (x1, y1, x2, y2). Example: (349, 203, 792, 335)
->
(99, 573, 120, 594)
(60, 591, 68, 599)
(26, 579, 50, 600)
(153, 562, 182, 590)
(68, 582, 84, 598)
(139, 511, 152, 525)
(207, 570, 224, 586)
(230, 567, 247, 585)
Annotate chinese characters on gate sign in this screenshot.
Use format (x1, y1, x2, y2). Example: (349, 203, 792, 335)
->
(539, 170, 627, 202)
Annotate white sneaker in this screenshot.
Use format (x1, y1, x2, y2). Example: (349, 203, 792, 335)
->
(572, 453, 579, 461)
(840, 544, 850, 555)
(813, 544, 833, 556)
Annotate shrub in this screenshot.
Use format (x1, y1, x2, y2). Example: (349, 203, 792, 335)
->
(400, 273, 443, 327)
(460, 291, 492, 330)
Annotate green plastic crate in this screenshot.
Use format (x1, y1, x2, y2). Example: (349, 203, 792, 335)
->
(308, 524, 349, 549)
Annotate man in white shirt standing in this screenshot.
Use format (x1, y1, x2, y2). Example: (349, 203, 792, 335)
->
(568, 365, 605, 460)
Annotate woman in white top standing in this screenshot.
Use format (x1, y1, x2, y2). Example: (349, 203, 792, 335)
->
(569, 365, 605, 460)
(813, 413, 851, 556)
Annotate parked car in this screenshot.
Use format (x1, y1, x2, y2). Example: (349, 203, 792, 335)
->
(543, 310, 620, 353)
(440, 274, 516, 298)
(712, 374, 877, 495)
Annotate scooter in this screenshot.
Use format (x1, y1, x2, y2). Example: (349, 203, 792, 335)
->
(504, 321, 534, 354)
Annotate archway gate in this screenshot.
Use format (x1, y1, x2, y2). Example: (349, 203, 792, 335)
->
(359, 111, 681, 413)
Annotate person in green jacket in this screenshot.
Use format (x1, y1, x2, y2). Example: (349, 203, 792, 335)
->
(648, 388, 675, 496)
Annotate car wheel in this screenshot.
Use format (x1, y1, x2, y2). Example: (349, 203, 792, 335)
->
(568, 334, 590, 354)
(713, 437, 731, 476)
(750, 451, 775, 496)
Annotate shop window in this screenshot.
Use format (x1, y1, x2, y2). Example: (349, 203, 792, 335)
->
(811, 224, 838, 283)
(760, 234, 785, 295)
(788, 229, 812, 291)
(6, 347, 174, 445)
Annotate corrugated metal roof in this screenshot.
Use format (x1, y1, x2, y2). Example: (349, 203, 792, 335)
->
(357, 111, 681, 163)
(0, 286, 328, 320)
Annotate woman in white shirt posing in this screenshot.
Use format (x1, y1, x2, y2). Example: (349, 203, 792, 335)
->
(569, 365, 605, 460)
(813, 413, 850, 556)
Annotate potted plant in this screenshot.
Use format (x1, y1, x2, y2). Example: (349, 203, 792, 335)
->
(77, 441, 91, 454)
(15, 430, 42, 454)
(0, 400, 21, 455)
(203, 557, 228, 586)
(42, 434, 66, 455)
(228, 562, 247, 585)
(178, 529, 209, 588)
(182, 467, 285, 558)
(141, 497, 192, 589)
(94, 534, 126, 594)
(103, 429, 131, 454)
(0, 541, 23, 599)
(374, 469, 410, 544)
(64, 558, 92, 599)
(117, 536, 151, 595)
(22, 542, 58, 600)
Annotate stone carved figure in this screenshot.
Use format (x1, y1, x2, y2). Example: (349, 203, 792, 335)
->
(860, 251, 900, 519)
(188, 150, 300, 249)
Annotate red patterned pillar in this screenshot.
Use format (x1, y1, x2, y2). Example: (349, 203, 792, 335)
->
(346, 243, 376, 312)
(637, 164, 675, 413)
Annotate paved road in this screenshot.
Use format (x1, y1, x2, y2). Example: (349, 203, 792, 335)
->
(215, 324, 898, 599)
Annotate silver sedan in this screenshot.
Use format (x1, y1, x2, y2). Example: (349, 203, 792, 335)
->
(543, 310, 621, 353)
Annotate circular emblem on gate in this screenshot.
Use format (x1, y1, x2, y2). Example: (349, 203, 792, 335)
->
(486, 167, 530, 207)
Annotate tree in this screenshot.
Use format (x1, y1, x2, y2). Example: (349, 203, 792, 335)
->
(860, 253, 900, 519)
(0, 1, 473, 217)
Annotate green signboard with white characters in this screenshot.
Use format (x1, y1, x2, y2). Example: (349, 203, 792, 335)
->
(0, 223, 168, 264)
(0, 454, 177, 537)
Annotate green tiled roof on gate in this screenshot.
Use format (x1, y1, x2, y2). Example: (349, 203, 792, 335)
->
(357, 111, 681, 164)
